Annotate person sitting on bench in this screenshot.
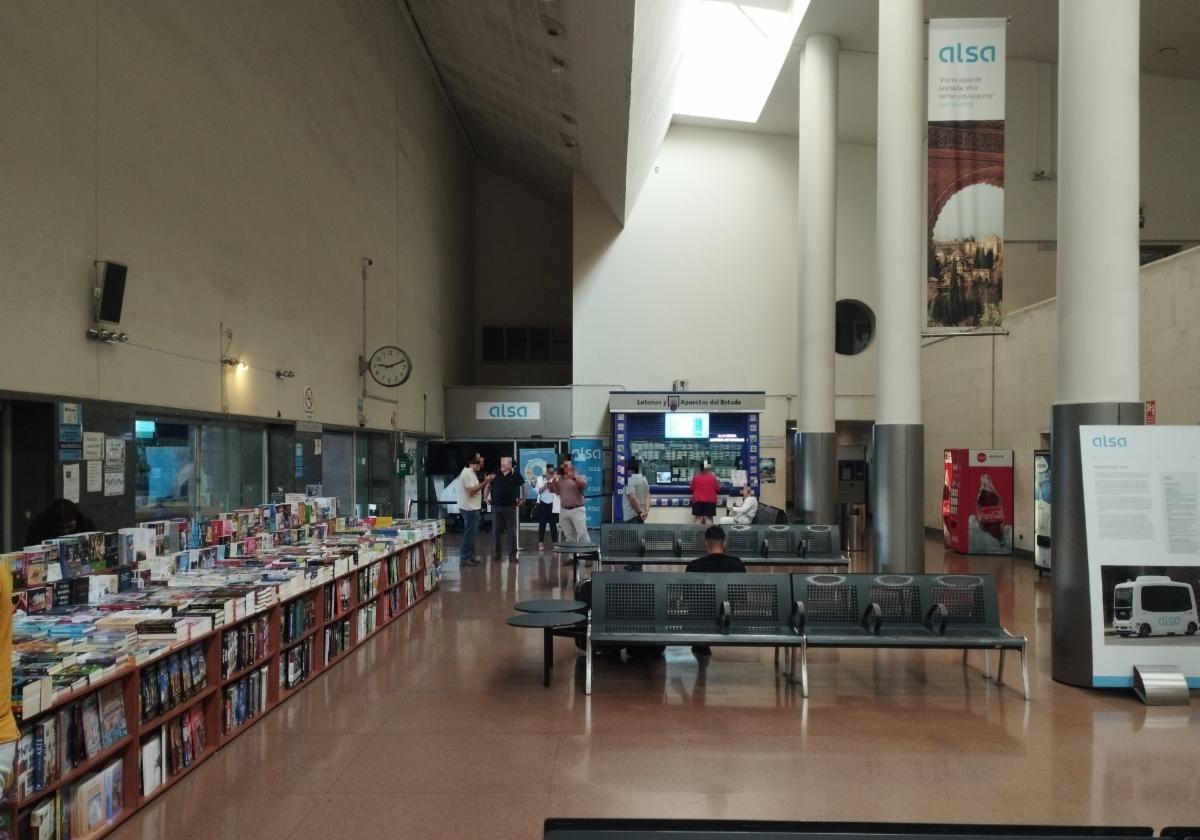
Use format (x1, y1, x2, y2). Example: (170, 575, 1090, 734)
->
(686, 525, 746, 659)
(717, 485, 758, 525)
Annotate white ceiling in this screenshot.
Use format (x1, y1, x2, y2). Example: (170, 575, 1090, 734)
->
(678, 0, 1200, 138)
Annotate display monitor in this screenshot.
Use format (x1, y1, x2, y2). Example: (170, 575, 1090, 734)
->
(655, 470, 673, 484)
(664, 412, 709, 439)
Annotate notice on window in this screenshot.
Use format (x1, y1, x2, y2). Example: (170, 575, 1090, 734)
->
(63, 463, 80, 503)
(83, 432, 104, 461)
(1081, 426, 1200, 688)
(86, 461, 103, 493)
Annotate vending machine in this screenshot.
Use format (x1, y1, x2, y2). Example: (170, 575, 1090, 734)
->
(943, 449, 1014, 555)
(1033, 450, 1051, 573)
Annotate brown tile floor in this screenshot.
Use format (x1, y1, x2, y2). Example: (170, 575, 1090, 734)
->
(111, 532, 1200, 840)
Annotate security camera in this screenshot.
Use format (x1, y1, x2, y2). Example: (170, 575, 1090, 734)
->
(362, 257, 373, 267)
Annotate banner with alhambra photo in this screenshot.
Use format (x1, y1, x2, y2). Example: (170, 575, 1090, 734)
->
(926, 18, 1006, 331)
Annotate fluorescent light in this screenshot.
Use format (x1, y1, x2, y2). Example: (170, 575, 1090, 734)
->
(673, 0, 807, 123)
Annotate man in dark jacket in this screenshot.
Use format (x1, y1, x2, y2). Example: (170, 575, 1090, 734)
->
(686, 525, 746, 658)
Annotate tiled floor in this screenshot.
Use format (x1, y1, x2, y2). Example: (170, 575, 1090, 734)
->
(112, 532, 1200, 839)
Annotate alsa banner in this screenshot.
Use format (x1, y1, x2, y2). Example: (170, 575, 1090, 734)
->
(569, 437, 604, 529)
(475, 401, 540, 420)
(926, 18, 1006, 332)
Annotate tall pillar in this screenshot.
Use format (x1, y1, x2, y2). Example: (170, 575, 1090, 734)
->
(1051, 0, 1142, 687)
(871, 0, 925, 572)
(795, 34, 839, 525)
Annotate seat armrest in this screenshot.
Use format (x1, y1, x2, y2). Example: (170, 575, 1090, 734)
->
(791, 600, 806, 634)
(760, 539, 769, 559)
(718, 600, 733, 629)
(925, 603, 949, 636)
(637, 537, 646, 558)
(797, 539, 808, 559)
(862, 602, 882, 635)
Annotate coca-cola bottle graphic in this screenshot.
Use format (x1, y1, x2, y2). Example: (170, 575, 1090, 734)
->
(976, 474, 1005, 542)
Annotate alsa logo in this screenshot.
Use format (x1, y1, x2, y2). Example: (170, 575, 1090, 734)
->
(1092, 436, 1128, 448)
(488, 404, 529, 419)
(938, 42, 998, 63)
(572, 448, 601, 462)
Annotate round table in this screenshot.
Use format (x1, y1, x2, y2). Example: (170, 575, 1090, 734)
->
(514, 599, 586, 614)
(507, 611, 586, 686)
(551, 542, 601, 584)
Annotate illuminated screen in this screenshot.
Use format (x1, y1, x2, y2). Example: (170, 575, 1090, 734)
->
(664, 412, 710, 439)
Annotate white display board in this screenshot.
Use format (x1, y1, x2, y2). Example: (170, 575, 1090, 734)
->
(1080, 426, 1200, 687)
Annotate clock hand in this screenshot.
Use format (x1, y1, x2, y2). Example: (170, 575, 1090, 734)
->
(377, 360, 407, 368)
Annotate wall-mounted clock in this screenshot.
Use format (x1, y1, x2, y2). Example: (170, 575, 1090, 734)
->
(367, 345, 412, 387)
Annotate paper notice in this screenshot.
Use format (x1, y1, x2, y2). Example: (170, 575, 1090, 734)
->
(86, 461, 103, 492)
(63, 463, 81, 503)
(105, 437, 126, 466)
(83, 432, 105, 461)
(104, 469, 125, 497)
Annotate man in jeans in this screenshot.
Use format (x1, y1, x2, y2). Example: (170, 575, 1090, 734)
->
(552, 460, 590, 543)
(456, 454, 491, 566)
(490, 456, 526, 563)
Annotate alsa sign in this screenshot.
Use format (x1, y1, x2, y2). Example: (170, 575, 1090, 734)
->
(937, 42, 998, 63)
(475, 401, 540, 421)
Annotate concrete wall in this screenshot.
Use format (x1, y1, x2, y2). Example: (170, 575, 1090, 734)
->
(472, 165, 572, 387)
(0, 0, 473, 435)
(921, 246, 1200, 552)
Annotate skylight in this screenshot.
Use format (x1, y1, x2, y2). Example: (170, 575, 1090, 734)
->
(673, 0, 808, 123)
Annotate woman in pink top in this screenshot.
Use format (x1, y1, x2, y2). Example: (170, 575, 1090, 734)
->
(689, 461, 721, 524)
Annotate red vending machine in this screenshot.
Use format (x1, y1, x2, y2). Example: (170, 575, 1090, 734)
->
(942, 449, 1014, 555)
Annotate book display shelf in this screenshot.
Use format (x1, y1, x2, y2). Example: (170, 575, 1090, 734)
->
(3, 506, 444, 840)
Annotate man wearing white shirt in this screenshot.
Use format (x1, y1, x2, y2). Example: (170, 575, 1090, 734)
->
(532, 469, 559, 547)
(456, 454, 491, 566)
(718, 485, 759, 525)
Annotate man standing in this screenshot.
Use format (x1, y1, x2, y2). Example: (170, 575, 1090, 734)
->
(552, 460, 590, 543)
(456, 454, 491, 566)
(689, 461, 721, 525)
(622, 459, 651, 523)
(489, 456, 526, 563)
(533, 469, 559, 547)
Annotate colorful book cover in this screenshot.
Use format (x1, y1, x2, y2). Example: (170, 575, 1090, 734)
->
(80, 693, 103, 758)
(97, 683, 128, 748)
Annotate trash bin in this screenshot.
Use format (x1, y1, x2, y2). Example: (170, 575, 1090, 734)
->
(841, 503, 866, 552)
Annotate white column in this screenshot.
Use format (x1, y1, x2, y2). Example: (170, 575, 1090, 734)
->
(798, 34, 838, 435)
(874, 0, 924, 424)
(1050, 0, 1142, 688)
(1056, 0, 1140, 404)
(871, 0, 925, 572)
(795, 34, 839, 524)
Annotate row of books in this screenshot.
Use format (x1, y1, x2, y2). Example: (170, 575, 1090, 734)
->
(356, 562, 382, 602)
(324, 620, 351, 665)
(221, 667, 269, 734)
(138, 644, 207, 723)
(282, 637, 314, 690)
(220, 616, 269, 679)
(280, 596, 316, 644)
(323, 577, 352, 620)
(14, 684, 128, 799)
(19, 757, 124, 840)
(140, 704, 207, 797)
(356, 603, 378, 641)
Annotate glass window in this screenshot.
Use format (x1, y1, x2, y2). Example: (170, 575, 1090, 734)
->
(321, 432, 355, 515)
(482, 326, 504, 363)
(1141, 584, 1193, 613)
(835, 299, 876, 356)
(135, 419, 196, 521)
(1114, 588, 1132, 607)
(198, 425, 265, 516)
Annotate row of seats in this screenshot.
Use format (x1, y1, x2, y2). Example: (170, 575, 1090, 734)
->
(600, 523, 843, 560)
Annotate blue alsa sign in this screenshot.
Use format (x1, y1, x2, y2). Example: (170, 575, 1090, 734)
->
(937, 42, 998, 63)
(475, 401, 541, 420)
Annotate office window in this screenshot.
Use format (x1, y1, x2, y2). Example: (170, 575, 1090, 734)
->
(482, 326, 504, 362)
(135, 419, 197, 521)
(482, 325, 571, 363)
(198, 425, 266, 516)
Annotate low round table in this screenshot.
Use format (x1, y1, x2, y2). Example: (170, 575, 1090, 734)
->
(515, 599, 587, 614)
(507, 611, 587, 686)
(551, 542, 601, 583)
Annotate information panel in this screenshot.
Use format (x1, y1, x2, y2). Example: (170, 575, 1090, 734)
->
(1080, 426, 1200, 687)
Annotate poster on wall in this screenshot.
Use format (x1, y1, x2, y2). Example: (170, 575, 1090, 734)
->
(569, 438, 604, 529)
(943, 449, 1013, 554)
(519, 448, 558, 501)
(1034, 450, 1052, 571)
(926, 18, 1006, 331)
(1080, 426, 1200, 688)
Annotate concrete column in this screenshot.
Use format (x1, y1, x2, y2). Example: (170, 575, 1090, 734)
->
(795, 34, 839, 526)
(1051, 0, 1142, 688)
(871, 0, 925, 573)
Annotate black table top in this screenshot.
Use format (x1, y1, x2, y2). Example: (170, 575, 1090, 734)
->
(515, 599, 587, 613)
(507, 612, 587, 628)
(553, 541, 600, 553)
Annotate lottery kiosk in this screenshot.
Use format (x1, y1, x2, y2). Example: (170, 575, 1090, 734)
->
(609, 391, 765, 523)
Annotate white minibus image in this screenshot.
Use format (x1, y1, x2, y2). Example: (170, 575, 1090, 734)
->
(1112, 575, 1199, 638)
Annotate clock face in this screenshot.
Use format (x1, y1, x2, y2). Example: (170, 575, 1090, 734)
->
(368, 345, 411, 387)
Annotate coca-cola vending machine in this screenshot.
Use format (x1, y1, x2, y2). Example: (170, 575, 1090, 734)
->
(943, 449, 1014, 555)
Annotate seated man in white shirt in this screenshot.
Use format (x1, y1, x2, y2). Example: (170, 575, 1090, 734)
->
(717, 485, 759, 525)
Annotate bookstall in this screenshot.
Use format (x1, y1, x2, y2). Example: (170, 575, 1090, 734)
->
(2, 500, 443, 840)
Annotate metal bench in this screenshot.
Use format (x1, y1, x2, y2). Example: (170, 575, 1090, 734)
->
(792, 572, 1029, 700)
(598, 523, 848, 570)
(585, 571, 803, 695)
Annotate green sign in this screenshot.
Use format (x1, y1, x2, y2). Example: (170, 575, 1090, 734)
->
(397, 454, 413, 476)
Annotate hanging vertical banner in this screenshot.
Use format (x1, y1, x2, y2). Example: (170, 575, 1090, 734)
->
(926, 18, 1006, 331)
(569, 438, 604, 529)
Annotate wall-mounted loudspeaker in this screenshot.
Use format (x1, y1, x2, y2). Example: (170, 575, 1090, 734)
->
(94, 261, 127, 324)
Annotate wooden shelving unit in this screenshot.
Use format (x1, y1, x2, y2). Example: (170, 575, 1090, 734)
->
(6, 536, 442, 840)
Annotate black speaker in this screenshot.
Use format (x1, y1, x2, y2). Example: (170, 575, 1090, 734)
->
(94, 261, 127, 324)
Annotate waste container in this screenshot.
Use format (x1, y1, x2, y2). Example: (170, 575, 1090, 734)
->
(841, 503, 866, 552)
